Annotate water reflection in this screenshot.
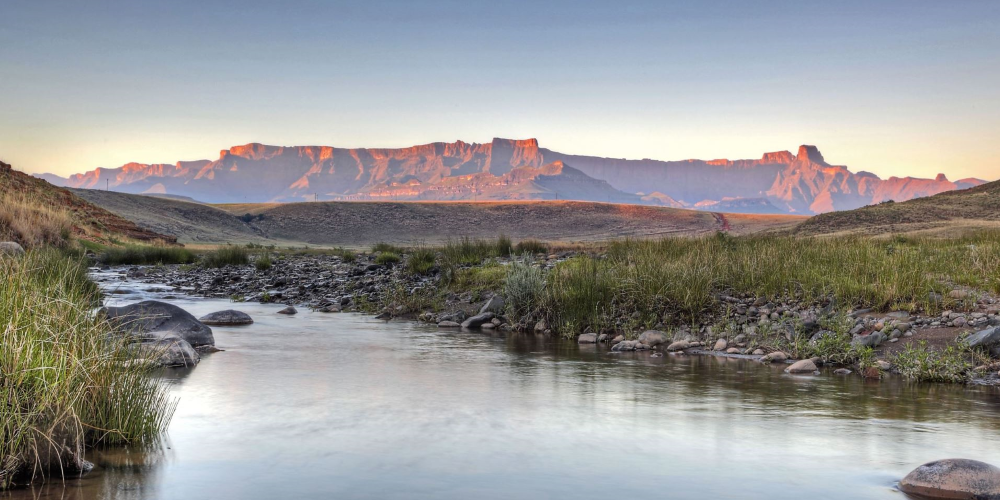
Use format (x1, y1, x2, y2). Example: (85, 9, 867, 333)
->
(5, 277, 1000, 499)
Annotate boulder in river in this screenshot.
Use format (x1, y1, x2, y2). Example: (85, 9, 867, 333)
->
(899, 459, 1000, 499)
(437, 321, 461, 328)
(137, 336, 200, 367)
(103, 300, 215, 347)
(784, 359, 818, 374)
(637, 330, 666, 347)
(578, 333, 598, 344)
(199, 310, 253, 326)
(277, 306, 297, 315)
(666, 340, 691, 351)
(461, 312, 495, 329)
(761, 351, 788, 363)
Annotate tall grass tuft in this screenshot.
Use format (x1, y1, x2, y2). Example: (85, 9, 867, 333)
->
(372, 242, 404, 254)
(504, 254, 545, 322)
(514, 239, 548, 255)
(0, 191, 73, 249)
(202, 245, 250, 268)
(0, 251, 174, 488)
(406, 248, 436, 275)
(375, 252, 401, 266)
(99, 245, 197, 266)
(441, 236, 514, 266)
(254, 252, 272, 271)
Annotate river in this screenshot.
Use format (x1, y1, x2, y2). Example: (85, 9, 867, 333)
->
(6, 273, 1000, 499)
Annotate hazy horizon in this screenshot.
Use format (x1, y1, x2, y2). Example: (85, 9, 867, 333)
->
(2, 0, 999, 180)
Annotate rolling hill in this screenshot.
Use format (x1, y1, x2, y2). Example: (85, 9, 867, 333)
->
(40, 139, 982, 214)
(794, 180, 1000, 236)
(70, 189, 805, 246)
(0, 161, 172, 248)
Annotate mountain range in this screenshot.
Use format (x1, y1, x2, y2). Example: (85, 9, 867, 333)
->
(37, 138, 988, 214)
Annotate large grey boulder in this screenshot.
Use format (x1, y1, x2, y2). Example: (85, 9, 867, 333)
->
(103, 300, 215, 347)
(637, 330, 666, 347)
(0, 241, 25, 257)
(577, 333, 598, 344)
(136, 336, 200, 367)
(966, 326, 1000, 348)
(852, 331, 885, 348)
(461, 312, 495, 329)
(899, 459, 1000, 499)
(479, 296, 505, 315)
(199, 310, 253, 326)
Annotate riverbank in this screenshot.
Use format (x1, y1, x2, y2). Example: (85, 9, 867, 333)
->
(106, 233, 1000, 385)
(0, 251, 174, 489)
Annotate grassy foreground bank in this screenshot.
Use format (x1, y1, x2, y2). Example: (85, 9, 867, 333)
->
(0, 251, 174, 489)
(363, 232, 1000, 382)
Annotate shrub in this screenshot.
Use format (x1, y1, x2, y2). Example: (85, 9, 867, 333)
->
(375, 252, 400, 266)
(1, 251, 174, 488)
(202, 245, 250, 268)
(407, 248, 436, 275)
(504, 255, 545, 322)
(99, 245, 197, 266)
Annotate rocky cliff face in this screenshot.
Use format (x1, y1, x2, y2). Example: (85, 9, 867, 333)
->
(40, 139, 987, 213)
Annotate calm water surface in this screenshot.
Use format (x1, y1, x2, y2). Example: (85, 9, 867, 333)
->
(7, 275, 1000, 499)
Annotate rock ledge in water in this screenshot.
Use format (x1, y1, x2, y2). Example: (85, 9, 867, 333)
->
(899, 459, 1000, 500)
(199, 310, 253, 326)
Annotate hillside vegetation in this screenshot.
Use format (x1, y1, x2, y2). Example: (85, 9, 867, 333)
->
(0, 162, 172, 248)
(796, 180, 1000, 236)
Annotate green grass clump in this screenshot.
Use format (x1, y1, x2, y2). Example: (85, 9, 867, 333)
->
(440, 235, 514, 266)
(331, 247, 356, 263)
(372, 242, 404, 254)
(406, 248, 436, 275)
(375, 252, 400, 266)
(1, 251, 174, 488)
(254, 252, 272, 271)
(448, 261, 507, 296)
(892, 341, 973, 383)
(99, 245, 197, 266)
(202, 245, 251, 268)
(514, 239, 548, 255)
(545, 256, 618, 336)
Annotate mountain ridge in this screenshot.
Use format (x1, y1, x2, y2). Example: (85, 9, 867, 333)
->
(38, 138, 988, 214)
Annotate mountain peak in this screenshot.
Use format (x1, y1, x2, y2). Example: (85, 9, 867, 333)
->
(935, 173, 949, 182)
(797, 145, 827, 165)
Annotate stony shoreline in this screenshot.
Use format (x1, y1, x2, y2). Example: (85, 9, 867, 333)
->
(100, 251, 1000, 385)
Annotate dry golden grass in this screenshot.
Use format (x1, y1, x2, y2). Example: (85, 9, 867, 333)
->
(0, 191, 73, 248)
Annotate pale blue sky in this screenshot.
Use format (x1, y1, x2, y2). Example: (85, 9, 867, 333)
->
(1, 0, 998, 179)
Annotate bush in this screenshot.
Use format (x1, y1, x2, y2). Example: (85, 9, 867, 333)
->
(99, 245, 197, 266)
(504, 255, 545, 322)
(375, 252, 400, 266)
(1, 251, 174, 488)
(514, 239, 548, 255)
(203, 245, 250, 268)
(407, 248, 436, 275)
